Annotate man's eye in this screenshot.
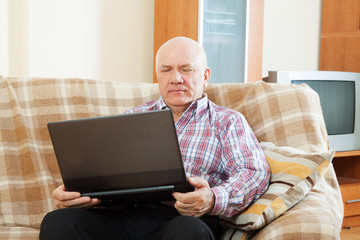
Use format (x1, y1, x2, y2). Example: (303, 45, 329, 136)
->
(161, 69, 171, 73)
(182, 68, 193, 72)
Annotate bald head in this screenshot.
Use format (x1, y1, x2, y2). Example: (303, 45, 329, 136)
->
(155, 37, 208, 71)
(155, 36, 211, 117)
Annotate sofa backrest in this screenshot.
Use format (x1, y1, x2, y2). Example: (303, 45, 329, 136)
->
(206, 82, 329, 152)
(0, 76, 328, 229)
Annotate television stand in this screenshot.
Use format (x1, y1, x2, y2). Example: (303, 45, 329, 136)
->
(333, 150, 360, 228)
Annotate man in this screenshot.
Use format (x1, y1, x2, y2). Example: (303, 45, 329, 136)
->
(40, 37, 270, 239)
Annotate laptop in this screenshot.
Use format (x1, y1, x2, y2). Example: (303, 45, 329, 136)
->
(47, 109, 193, 204)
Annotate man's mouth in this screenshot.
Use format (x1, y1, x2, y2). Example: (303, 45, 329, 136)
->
(169, 89, 186, 93)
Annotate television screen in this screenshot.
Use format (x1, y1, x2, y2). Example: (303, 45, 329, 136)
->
(292, 80, 355, 135)
(265, 70, 360, 152)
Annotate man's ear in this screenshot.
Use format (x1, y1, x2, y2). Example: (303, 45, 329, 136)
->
(203, 67, 211, 88)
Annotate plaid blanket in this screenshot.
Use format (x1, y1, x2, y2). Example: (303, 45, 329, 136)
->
(0, 76, 343, 239)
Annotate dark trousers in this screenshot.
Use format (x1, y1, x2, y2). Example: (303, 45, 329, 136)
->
(39, 204, 221, 240)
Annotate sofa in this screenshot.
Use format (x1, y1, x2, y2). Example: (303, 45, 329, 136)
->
(0, 76, 343, 239)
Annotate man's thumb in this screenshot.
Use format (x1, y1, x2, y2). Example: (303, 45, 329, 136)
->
(188, 177, 207, 188)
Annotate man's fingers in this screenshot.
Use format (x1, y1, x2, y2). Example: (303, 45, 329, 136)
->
(173, 191, 197, 202)
(52, 184, 100, 209)
(173, 191, 206, 217)
(55, 196, 97, 209)
(172, 178, 215, 217)
(175, 199, 201, 211)
(66, 198, 100, 209)
(174, 200, 203, 217)
(52, 185, 81, 201)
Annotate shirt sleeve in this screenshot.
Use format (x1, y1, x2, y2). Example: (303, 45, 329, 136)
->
(209, 113, 270, 217)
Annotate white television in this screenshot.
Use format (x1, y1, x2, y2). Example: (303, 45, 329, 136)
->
(265, 70, 360, 152)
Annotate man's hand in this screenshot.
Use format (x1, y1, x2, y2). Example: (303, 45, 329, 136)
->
(52, 185, 100, 209)
(172, 177, 215, 217)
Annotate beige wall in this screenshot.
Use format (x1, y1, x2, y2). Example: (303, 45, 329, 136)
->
(1, 0, 322, 82)
(0, 0, 9, 76)
(262, 0, 322, 77)
(2, 0, 154, 83)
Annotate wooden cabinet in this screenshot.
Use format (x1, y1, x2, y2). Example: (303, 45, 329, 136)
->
(320, 0, 360, 72)
(340, 178, 360, 228)
(153, 0, 264, 83)
(321, 0, 360, 33)
(321, 1, 360, 226)
(333, 151, 360, 228)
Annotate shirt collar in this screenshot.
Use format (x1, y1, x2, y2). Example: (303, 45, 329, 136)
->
(159, 96, 168, 110)
(158, 93, 208, 120)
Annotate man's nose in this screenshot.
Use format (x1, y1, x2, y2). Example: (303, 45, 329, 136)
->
(171, 71, 184, 84)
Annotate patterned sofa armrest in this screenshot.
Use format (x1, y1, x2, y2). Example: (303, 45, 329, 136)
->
(206, 81, 343, 240)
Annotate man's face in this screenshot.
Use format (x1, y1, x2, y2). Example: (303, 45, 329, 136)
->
(156, 43, 210, 110)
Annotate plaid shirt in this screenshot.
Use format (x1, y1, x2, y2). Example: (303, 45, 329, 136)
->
(126, 94, 270, 217)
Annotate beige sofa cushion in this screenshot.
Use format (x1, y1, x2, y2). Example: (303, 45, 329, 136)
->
(220, 142, 334, 231)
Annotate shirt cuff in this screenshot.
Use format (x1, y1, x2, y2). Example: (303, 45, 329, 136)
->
(210, 186, 229, 215)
